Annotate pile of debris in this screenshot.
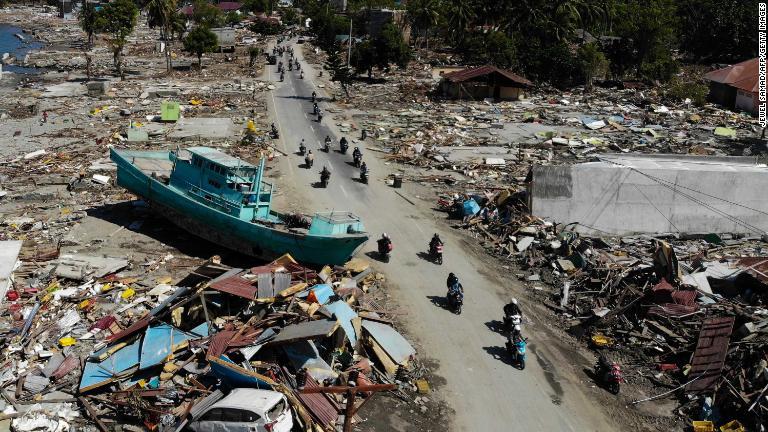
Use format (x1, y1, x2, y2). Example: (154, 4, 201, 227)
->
(0, 247, 428, 431)
(437, 188, 767, 430)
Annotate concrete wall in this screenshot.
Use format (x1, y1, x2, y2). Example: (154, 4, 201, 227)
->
(442, 82, 523, 101)
(530, 156, 768, 235)
(735, 89, 757, 114)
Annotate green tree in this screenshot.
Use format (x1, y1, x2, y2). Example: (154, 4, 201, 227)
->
(242, 0, 270, 14)
(280, 7, 299, 26)
(444, 0, 475, 45)
(325, 42, 353, 96)
(95, 0, 139, 78)
(407, 0, 440, 48)
(577, 42, 608, 90)
(375, 23, 410, 69)
(225, 11, 242, 25)
(78, 1, 99, 49)
(145, 0, 177, 73)
(352, 40, 376, 78)
(192, 0, 223, 28)
(248, 46, 261, 67)
(677, 0, 757, 62)
(170, 12, 188, 41)
(184, 26, 219, 71)
(609, 0, 678, 81)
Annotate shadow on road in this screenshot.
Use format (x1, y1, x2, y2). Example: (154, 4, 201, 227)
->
(364, 250, 386, 262)
(426, 295, 450, 310)
(482, 345, 516, 366)
(344, 161, 357, 168)
(415, 251, 437, 264)
(484, 319, 506, 335)
(310, 182, 327, 188)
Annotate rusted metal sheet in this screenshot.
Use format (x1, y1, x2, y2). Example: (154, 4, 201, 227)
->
(51, 355, 79, 381)
(735, 257, 768, 283)
(647, 303, 698, 318)
(685, 316, 735, 392)
(107, 316, 150, 342)
(296, 374, 339, 428)
(210, 275, 258, 299)
(671, 290, 698, 306)
(207, 330, 236, 358)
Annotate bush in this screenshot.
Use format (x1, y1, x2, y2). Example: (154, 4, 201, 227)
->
(667, 78, 708, 106)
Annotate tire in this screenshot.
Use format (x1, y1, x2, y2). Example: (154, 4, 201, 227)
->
(610, 382, 620, 395)
(519, 357, 525, 370)
(437, 255, 443, 265)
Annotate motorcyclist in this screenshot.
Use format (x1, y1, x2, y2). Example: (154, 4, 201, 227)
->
(323, 135, 331, 151)
(300, 71, 304, 79)
(317, 110, 323, 122)
(377, 233, 392, 255)
(271, 123, 277, 134)
(280, 71, 285, 81)
(360, 161, 369, 178)
(320, 166, 331, 184)
(305, 150, 314, 167)
(361, 129, 367, 140)
(298, 139, 306, 155)
(429, 233, 443, 252)
(312, 91, 317, 103)
(446, 272, 459, 290)
(313, 102, 318, 114)
(503, 298, 521, 318)
(340, 136, 348, 149)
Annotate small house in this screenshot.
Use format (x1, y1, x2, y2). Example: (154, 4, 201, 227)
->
(440, 65, 532, 101)
(704, 58, 759, 115)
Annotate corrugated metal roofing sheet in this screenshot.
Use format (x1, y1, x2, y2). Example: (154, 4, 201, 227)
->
(207, 330, 237, 358)
(442, 65, 533, 87)
(210, 275, 258, 299)
(704, 58, 758, 93)
(685, 316, 735, 392)
(297, 374, 339, 428)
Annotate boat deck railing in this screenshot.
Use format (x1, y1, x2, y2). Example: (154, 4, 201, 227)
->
(178, 179, 243, 214)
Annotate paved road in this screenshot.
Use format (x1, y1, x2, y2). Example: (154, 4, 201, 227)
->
(266, 41, 618, 432)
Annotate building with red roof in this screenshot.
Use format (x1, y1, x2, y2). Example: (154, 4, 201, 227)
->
(439, 65, 533, 101)
(704, 58, 759, 115)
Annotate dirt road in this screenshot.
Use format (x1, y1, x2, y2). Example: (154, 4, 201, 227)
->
(266, 40, 619, 431)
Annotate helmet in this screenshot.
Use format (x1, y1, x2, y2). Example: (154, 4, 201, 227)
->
(514, 325, 521, 332)
(382, 233, 389, 239)
(511, 298, 518, 305)
(449, 272, 455, 278)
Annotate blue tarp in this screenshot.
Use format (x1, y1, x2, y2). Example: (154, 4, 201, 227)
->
(323, 300, 358, 346)
(462, 199, 481, 217)
(139, 324, 198, 370)
(80, 338, 142, 392)
(209, 356, 274, 389)
(362, 320, 416, 365)
(297, 283, 334, 305)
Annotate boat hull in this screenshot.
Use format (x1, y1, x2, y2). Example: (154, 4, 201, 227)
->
(110, 149, 368, 265)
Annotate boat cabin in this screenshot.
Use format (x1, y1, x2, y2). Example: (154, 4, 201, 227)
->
(170, 147, 274, 222)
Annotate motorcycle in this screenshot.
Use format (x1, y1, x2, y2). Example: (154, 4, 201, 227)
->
(320, 171, 330, 188)
(447, 286, 463, 314)
(353, 153, 362, 167)
(340, 141, 349, 154)
(298, 144, 306, 156)
(305, 155, 314, 168)
(377, 239, 392, 263)
(323, 140, 330, 153)
(280, 72, 284, 82)
(430, 243, 444, 265)
(300, 72, 304, 79)
(506, 336, 527, 370)
(271, 130, 279, 139)
(360, 169, 369, 184)
(317, 113, 323, 123)
(595, 357, 624, 394)
(288, 63, 293, 71)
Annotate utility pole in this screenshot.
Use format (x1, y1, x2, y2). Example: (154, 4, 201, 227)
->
(347, 18, 352, 67)
(300, 382, 396, 432)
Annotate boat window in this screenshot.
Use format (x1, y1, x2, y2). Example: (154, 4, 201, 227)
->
(227, 182, 235, 189)
(193, 157, 202, 168)
(208, 179, 221, 188)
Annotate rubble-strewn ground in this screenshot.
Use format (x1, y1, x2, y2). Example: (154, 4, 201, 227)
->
(2, 3, 766, 432)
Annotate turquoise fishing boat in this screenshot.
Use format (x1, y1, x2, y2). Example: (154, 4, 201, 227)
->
(110, 147, 368, 265)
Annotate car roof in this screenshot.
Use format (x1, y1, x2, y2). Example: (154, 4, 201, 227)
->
(211, 389, 285, 413)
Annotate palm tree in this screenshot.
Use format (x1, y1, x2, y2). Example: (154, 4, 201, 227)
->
(407, 0, 440, 49)
(144, 0, 177, 73)
(446, 0, 475, 45)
